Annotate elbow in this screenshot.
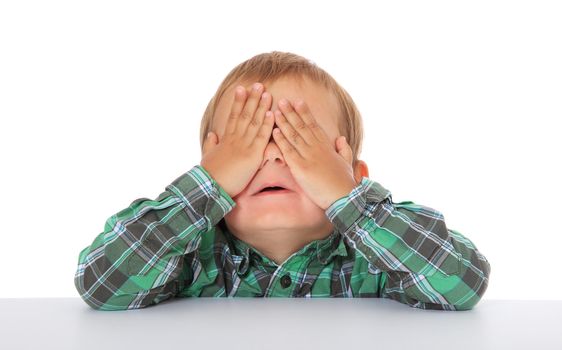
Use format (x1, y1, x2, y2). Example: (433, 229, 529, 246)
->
(74, 273, 107, 311)
(442, 243, 492, 311)
(401, 258, 491, 311)
(74, 269, 132, 311)
(459, 258, 491, 310)
(448, 257, 492, 311)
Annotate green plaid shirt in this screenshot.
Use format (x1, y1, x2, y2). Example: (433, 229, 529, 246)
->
(74, 165, 491, 311)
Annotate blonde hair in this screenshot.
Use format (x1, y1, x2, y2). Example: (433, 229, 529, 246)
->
(199, 51, 364, 166)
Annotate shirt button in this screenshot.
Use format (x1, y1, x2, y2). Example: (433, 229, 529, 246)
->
(280, 274, 292, 289)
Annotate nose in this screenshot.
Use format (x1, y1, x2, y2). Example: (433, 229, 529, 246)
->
(258, 139, 286, 169)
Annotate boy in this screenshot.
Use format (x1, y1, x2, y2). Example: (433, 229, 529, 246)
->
(74, 51, 491, 311)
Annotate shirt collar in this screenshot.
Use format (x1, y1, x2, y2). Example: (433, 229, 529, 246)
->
(219, 220, 349, 276)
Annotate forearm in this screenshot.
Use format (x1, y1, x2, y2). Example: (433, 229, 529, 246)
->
(326, 178, 491, 310)
(74, 165, 236, 310)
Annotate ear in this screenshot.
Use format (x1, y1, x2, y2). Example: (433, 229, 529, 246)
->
(353, 160, 369, 185)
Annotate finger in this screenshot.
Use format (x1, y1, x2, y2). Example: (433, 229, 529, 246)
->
(278, 98, 316, 146)
(274, 109, 306, 156)
(244, 91, 272, 141)
(254, 111, 275, 148)
(272, 127, 302, 163)
(202, 131, 217, 155)
(225, 85, 247, 136)
(337, 136, 353, 164)
(235, 82, 264, 136)
(293, 98, 329, 143)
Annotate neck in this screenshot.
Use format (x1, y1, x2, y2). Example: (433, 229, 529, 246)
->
(226, 221, 334, 265)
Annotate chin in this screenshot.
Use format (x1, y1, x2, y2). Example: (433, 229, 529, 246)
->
(226, 207, 327, 231)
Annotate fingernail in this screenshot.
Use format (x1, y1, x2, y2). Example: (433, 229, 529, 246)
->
(207, 132, 211, 139)
(253, 83, 262, 91)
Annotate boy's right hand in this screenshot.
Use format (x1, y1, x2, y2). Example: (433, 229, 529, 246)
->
(200, 82, 275, 198)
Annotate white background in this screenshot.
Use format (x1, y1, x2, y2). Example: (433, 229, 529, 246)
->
(1, 0, 560, 299)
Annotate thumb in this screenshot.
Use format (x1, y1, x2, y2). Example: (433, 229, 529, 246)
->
(336, 136, 353, 164)
(203, 131, 217, 154)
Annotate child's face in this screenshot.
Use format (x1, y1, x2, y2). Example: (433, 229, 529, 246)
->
(212, 76, 343, 241)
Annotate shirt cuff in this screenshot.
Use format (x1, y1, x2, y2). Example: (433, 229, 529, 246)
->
(325, 177, 392, 235)
(166, 165, 236, 231)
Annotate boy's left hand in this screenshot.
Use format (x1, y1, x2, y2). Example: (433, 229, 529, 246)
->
(273, 98, 358, 210)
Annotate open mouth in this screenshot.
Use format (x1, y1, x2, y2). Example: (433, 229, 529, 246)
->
(254, 186, 294, 196)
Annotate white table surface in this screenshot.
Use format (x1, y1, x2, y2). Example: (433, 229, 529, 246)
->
(1, 298, 560, 350)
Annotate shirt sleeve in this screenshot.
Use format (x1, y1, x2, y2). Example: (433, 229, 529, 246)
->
(74, 165, 236, 311)
(325, 177, 491, 311)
